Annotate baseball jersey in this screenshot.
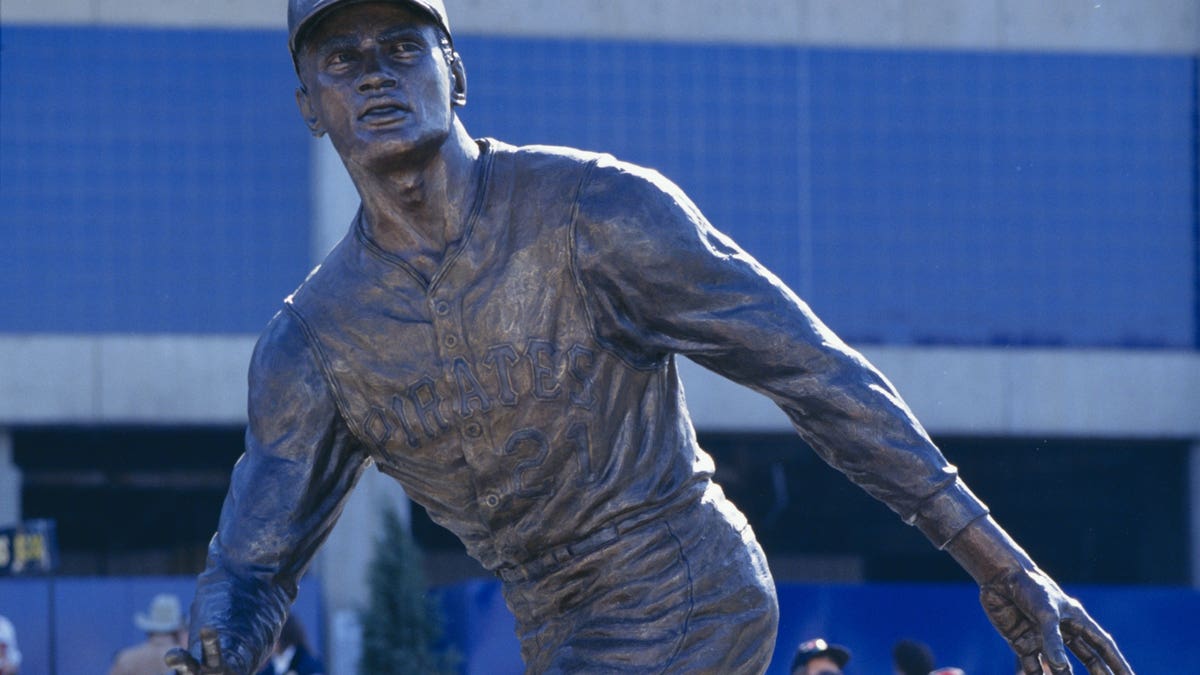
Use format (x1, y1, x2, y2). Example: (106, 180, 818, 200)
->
(189, 139, 988, 672)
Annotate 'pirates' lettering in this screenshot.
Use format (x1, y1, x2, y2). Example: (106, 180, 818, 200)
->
(408, 376, 450, 438)
(390, 394, 422, 448)
(527, 339, 561, 401)
(362, 406, 394, 448)
(485, 343, 521, 406)
(567, 344, 598, 409)
(453, 357, 493, 416)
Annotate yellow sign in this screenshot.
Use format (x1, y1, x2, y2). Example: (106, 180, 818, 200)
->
(0, 520, 57, 575)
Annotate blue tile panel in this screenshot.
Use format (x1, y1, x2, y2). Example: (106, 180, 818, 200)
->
(1, 26, 312, 333)
(2, 26, 1196, 348)
(456, 37, 1198, 349)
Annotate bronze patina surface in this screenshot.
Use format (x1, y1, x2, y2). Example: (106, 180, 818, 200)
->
(168, 2, 1134, 674)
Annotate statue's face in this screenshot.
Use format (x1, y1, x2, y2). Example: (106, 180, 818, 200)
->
(295, 2, 462, 171)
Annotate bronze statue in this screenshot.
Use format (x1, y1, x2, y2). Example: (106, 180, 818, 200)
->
(167, 2, 1134, 673)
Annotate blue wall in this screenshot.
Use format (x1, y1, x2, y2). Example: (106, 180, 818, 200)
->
(2, 26, 1196, 347)
(0, 575, 323, 675)
(0, 27, 312, 334)
(435, 579, 1197, 675)
(2, 576, 1193, 675)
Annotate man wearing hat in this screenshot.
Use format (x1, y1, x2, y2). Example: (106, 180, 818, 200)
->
(169, 1, 1133, 673)
(791, 638, 851, 675)
(109, 594, 187, 675)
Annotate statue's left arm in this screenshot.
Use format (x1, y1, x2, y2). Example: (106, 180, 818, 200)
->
(171, 309, 371, 674)
(570, 156, 1132, 675)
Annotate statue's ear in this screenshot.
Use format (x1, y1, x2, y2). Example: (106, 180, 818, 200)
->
(450, 52, 467, 107)
(295, 85, 325, 137)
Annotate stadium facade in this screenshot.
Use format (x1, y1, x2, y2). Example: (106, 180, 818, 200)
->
(1, 0, 1197, 671)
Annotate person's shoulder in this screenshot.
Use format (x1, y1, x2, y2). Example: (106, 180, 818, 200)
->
(482, 137, 680, 211)
(286, 234, 360, 312)
(483, 140, 592, 198)
(572, 151, 701, 239)
(247, 302, 323, 390)
(488, 137, 606, 171)
(106, 642, 146, 674)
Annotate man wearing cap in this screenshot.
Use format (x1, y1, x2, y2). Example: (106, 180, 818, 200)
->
(791, 638, 851, 675)
(169, 2, 1134, 674)
(109, 594, 187, 675)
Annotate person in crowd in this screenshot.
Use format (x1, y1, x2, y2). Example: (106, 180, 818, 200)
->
(108, 594, 188, 675)
(791, 637, 852, 675)
(255, 615, 324, 675)
(0, 614, 20, 675)
(893, 638, 935, 675)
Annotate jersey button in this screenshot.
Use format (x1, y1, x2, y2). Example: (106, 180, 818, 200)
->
(434, 301, 450, 315)
(483, 493, 501, 508)
(444, 334, 458, 348)
(465, 422, 482, 438)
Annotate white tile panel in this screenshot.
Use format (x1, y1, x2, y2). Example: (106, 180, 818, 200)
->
(679, 347, 1200, 437)
(4, 1, 1195, 53)
(0, 0, 95, 24)
(96, 335, 254, 423)
(0, 335, 98, 422)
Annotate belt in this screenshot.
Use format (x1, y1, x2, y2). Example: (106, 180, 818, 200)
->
(495, 515, 656, 583)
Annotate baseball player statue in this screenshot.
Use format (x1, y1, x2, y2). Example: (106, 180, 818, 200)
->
(167, 1, 1134, 673)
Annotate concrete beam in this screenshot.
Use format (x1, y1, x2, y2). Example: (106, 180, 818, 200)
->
(678, 347, 1200, 438)
(2, 0, 1196, 54)
(1, 335, 1197, 438)
(0, 335, 254, 425)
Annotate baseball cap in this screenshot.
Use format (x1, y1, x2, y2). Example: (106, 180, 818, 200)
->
(288, 0, 453, 55)
(791, 638, 852, 673)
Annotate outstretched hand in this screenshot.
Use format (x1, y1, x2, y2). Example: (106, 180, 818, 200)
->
(164, 627, 235, 675)
(980, 566, 1133, 675)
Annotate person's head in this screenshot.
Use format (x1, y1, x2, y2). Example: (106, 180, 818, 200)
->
(791, 638, 851, 675)
(0, 615, 20, 669)
(892, 639, 935, 675)
(290, 0, 467, 173)
(133, 593, 185, 638)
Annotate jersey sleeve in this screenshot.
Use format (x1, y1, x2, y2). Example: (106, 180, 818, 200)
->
(570, 156, 987, 548)
(189, 308, 370, 673)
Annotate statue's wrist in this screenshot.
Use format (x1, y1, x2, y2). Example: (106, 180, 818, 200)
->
(907, 478, 989, 549)
(944, 515, 1036, 584)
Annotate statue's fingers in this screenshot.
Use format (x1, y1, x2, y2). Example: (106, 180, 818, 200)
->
(1011, 628, 1043, 657)
(1065, 634, 1112, 675)
(163, 647, 199, 675)
(982, 586, 1043, 655)
(1065, 616, 1133, 675)
(199, 627, 223, 669)
(1038, 617, 1073, 674)
(996, 616, 1047, 675)
(1017, 652, 1043, 675)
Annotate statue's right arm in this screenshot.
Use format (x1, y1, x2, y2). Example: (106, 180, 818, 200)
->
(177, 309, 371, 674)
